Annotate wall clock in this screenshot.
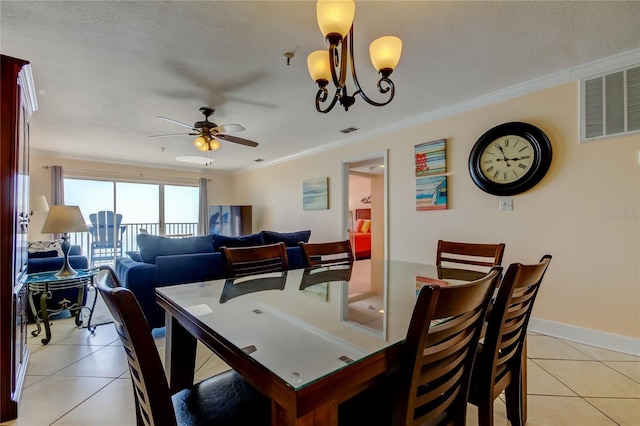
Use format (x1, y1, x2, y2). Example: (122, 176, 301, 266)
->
(468, 122, 552, 196)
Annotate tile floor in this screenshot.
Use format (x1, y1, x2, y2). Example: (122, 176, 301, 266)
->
(2, 318, 639, 425)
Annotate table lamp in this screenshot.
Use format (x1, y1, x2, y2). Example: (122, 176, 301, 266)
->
(41, 205, 88, 276)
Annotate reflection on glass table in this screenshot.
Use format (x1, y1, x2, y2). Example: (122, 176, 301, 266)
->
(220, 272, 287, 303)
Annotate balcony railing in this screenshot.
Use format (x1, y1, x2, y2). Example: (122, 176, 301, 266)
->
(69, 222, 198, 265)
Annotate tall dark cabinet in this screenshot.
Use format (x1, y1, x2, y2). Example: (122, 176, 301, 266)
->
(1, 55, 37, 421)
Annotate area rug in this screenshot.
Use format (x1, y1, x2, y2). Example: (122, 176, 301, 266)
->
(81, 289, 113, 328)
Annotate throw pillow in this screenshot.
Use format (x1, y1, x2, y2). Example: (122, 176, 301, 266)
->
(28, 240, 63, 257)
(261, 230, 311, 247)
(137, 234, 214, 264)
(361, 220, 371, 233)
(212, 233, 265, 252)
(125, 251, 143, 262)
(354, 219, 365, 233)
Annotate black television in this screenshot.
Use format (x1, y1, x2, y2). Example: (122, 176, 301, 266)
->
(208, 205, 252, 236)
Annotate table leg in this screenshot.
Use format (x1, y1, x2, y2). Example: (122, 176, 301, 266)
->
(165, 313, 197, 393)
(272, 401, 337, 426)
(28, 289, 42, 338)
(86, 284, 98, 333)
(39, 291, 52, 345)
(73, 284, 85, 327)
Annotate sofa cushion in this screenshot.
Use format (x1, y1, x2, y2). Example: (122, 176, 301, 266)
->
(262, 230, 311, 247)
(212, 233, 265, 252)
(137, 234, 214, 264)
(28, 249, 59, 259)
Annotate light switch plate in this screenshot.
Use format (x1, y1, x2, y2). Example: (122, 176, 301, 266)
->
(499, 199, 513, 211)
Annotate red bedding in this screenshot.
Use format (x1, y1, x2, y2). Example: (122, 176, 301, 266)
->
(351, 232, 371, 259)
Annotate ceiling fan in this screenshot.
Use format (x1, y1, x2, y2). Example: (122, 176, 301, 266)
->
(150, 107, 259, 152)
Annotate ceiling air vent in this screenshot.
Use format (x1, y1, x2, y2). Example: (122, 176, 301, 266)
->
(340, 127, 359, 134)
(581, 64, 640, 142)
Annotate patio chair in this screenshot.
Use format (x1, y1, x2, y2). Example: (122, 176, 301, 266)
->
(88, 211, 126, 266)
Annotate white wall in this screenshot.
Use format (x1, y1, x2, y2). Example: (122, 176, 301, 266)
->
(232, 82, 640, 341)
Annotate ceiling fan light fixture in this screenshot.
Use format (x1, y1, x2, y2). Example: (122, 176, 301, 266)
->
(208, 138, 221, 151)
(194, 136, 208, 151)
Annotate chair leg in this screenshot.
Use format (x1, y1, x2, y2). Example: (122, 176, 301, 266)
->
(504, 373, 523, 426)
(477, 394, 495, 426)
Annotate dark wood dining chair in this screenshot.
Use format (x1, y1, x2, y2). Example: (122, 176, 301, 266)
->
(436, 240, 505, 273)
(340, 267, 502, 426)
(468, 255, 552, 426)
(299, 239, 354, 267)
(221, 242, 289, 277)
(95, 266, 270, 426)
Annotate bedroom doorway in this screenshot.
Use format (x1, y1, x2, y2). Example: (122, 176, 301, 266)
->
(341, 150, 387, 299)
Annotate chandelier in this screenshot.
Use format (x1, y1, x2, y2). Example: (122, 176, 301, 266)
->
(307, 0, 402, 113)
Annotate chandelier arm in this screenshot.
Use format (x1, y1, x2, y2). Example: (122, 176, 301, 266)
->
(316, 87, 341, 113)
(348, 26, 396, 107)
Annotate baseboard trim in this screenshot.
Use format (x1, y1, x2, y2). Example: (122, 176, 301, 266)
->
(529, 317, 640, 356)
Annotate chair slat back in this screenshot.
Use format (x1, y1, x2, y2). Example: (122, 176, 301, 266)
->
(89, 211, 124, 247)
(484, 255, 552, 382)
(299, 240, 354, 267)
(221, 242, 289, 277)
(96, 266, 177, 426)
(436, 240, 505, 270)
(397, 268, 502, 425)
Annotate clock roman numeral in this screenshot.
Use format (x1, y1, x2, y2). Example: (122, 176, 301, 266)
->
(487, 166, 495, 172)
(519, 146, 528, 152)
(518, 163, 527, 169)
(493, 171, 499, 179)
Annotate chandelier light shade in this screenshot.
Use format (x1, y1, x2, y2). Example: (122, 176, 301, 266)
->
(369, 36, 403, 76)
(41, 205, 88, 276)
(316, 0, 355, 42)
(307, 0, 402, 113)
(307, 50, 332, 86)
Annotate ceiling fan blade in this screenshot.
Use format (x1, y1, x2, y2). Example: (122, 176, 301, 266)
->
(212, 124, 245, 134)
(215, 133, 259, 147)
(149, 132, 198, 138)
(157, 116, 196, 130)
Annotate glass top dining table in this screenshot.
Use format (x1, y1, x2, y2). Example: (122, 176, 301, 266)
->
(156, 259, 485, 425)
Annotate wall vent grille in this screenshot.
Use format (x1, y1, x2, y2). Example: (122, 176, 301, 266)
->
(581, 64, 640, 142)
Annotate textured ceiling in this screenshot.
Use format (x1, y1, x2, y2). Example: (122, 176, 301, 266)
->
(2, 1, 639, 173)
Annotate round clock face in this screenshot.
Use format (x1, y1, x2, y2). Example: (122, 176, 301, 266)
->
(469, 122, 552, 196)
(479, 135, 534, 184)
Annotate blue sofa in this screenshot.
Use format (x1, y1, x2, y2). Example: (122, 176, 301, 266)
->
(115, 230, 311, 328)
(27, 245, 90, 320)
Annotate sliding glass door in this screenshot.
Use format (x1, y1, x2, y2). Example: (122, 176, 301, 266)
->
(64, 178, 198, 266)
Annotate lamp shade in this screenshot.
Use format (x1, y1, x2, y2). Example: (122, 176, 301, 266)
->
(208, 138, 221, 151)
(30, 195, 49, 213)
(316, 0, 355, 40)
(307, 50, 332, 83)
(369, 36, 402, 74)
(41, 205, 87, 234)
(194, 136, 208, 151)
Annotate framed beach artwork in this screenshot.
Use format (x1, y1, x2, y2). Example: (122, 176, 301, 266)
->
(303, 177, 329, 210)
(416, 176, 447, 211)
(415, 139, 446, 177)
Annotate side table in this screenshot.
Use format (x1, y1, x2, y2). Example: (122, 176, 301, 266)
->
(25, 269, 99, 344)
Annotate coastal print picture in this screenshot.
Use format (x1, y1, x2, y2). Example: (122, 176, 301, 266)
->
(415, 139, 446, 177)
(303, 177, 329, 210)
(416, 176, 447, 211)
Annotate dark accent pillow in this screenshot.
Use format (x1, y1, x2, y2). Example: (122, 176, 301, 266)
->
(125, 251, 143, 262)
(28, 250, 59, 259)
(137, 234, 214, 264)
(212, 233, 265, 252)
(261, 230, 311, 247)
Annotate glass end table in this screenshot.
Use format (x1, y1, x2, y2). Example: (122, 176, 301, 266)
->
(25, 268, 99, 344)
